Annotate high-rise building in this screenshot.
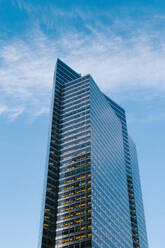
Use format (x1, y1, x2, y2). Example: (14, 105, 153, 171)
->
(38, 59, 148, 248)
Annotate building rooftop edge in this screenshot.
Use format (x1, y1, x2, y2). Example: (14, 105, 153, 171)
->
(56, 58, 81, 77)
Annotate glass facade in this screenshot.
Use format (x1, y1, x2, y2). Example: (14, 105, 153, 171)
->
(38, 59, 148, 248)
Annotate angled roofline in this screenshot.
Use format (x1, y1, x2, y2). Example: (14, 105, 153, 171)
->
(56, 58, 81, 78)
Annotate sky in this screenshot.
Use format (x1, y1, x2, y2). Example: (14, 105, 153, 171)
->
(0, 0, 165, 247)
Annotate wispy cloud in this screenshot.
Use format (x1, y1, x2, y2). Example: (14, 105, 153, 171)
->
(11, 0, 32, 12)
(0, 105, 8, 115)
(1, 26, 165, 120)
(0, 103, 24, 122)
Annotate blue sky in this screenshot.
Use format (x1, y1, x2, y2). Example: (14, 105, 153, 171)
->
(0, 1, 165, 247)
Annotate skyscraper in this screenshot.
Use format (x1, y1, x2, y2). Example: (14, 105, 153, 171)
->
(38, 59, 148, 248)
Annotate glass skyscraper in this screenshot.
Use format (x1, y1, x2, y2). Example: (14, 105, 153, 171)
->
(38, 59, 148, 248)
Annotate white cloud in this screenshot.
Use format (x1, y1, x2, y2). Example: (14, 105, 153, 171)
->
(7, 107, 25, 122)
(1, 27, 165, 120)
(0, 103, 24, 121)
(0, 105, 8, 115)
